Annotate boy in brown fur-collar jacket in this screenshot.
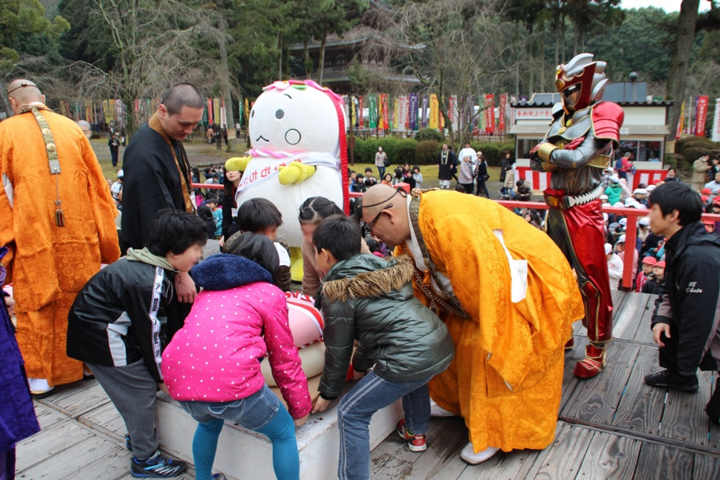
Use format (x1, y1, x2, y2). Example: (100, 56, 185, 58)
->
(310, 215, 454, 480)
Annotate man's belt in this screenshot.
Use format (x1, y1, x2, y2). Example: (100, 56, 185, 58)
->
(545, 185, 604, 210)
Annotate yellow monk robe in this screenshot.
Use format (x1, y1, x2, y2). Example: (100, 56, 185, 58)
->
(402, 191, 584, 453)
(0, 108, 120, 387)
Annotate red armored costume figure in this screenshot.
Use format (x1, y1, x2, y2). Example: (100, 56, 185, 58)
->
(530, 53, 624, 379)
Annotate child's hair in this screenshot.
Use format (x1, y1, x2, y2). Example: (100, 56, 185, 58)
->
(237, 198, 283, 232)
(146, 210, 208, 256)
(225, 232, 280, 285)
(298, 196, 343, 225)
(412, 165, 420, 173)
(313, 215, 361, 262)
(394, 167, 404, 179)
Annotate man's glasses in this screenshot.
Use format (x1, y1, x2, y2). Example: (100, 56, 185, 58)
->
(366, 204, 393, 230)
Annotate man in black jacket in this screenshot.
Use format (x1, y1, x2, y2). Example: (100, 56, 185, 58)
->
(644, 182, 720, 425)
(121, 83, 204, 338)
(68, 211, 207, 478)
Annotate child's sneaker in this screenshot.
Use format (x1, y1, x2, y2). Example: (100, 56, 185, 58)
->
(125, 435, 132, 452)
(130, 450, 187, 478)
(396, 419, 427, 452)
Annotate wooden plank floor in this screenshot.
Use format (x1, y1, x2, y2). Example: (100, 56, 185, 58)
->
(16, 292, 720, 479)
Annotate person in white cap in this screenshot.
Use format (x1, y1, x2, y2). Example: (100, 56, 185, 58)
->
(633, 188, 648, 207)
(605, 175, 623, 205)
(605, 243, 623, 291)
(638, 216, 651, 242)
(599, 194, 609, 205)
(615, 234, 638, 282)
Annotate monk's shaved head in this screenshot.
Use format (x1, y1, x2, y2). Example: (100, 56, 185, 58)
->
(362, 183, 397, 209)
(361, 184, 411, 246)
(7, 79, 43, 105)
(160, 83, 204, 116)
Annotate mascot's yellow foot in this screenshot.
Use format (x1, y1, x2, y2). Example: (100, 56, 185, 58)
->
(278, 161, 316, 185)
(225, 156, 251, 172)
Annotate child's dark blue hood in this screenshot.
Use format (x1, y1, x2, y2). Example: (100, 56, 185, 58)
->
(191, 254, 273, 290)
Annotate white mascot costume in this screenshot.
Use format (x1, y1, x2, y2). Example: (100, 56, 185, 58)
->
(226, 79, 349, 281)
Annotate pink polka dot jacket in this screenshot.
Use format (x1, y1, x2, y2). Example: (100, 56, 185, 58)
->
(161, 254, 311, 419)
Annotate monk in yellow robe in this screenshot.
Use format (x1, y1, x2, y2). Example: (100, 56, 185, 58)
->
(361, 185, 583, 463)
(0, 80, 120, 396)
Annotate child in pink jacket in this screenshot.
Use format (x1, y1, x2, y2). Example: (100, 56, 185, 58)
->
(162, 233, 311, 480)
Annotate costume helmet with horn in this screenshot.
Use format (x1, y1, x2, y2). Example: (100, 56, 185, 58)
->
(555, 53, 608, 115)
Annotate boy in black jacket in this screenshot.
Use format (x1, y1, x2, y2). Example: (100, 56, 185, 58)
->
(643, 183, 720, 425)
(67, 211, 207, 478)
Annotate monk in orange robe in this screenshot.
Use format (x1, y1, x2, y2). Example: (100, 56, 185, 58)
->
(0, 79, 120, 396)
(361, 185, 583, 464)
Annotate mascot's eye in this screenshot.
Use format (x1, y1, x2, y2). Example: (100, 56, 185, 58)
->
(251, 110, 255, 118)
(275, 109, 284, 119)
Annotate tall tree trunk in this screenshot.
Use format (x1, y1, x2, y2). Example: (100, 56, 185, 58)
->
(217, 0, 235, 152)
(277, 33, 283, 79)
(540, 30, 546, 92)
(573, 23, 578, 56)
(318, 29, 328, 84)
(0, 80, 13, 117)
(304, 40, 312, 78)
(667, 0, 700, 141)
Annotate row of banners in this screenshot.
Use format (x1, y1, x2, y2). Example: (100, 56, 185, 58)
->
(346, 93, 508, 134)
(676, 95, 719, 140)
(59, 97, 247, 129)
(58, 94, 508, 134)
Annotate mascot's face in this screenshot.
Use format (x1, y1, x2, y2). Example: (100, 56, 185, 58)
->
(249, 85, 340, 154)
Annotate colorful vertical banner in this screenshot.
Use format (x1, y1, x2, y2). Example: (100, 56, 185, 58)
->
(220, 98, 227, 128)
(397, 96, 408, 130)
(421, 96, 428, 128)
(207, 98, 214, 126)
(498, 94, 507, 133)
(213, 98, 221, 126)
(676, 101, 685, 139)
(350, 96, 357, 127)
(103, 100, 113, 124)
(237, 98, 243, 127)
(449, 95, 459, 132)
(393, 97, 400, 130)
(244, 98, 250, 125)
(381, 94, 390, 130)
(429, 94, 439, 130)
(368, 95, 377, 129)
(378, 95, 385, 130)
(409, 94, 418, 131)
(358, 96, 364, 128)
(694, 95, 709, 137)
(712, 98, 720, 142)
(484, 94, 495, 134)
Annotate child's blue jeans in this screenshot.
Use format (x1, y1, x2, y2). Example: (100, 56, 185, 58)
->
(337, 371, 434, 480)
(180, 384, 299, 480)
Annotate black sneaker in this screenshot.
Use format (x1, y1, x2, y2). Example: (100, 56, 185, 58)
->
(644, 370, 698, 392)
(130, 450, 187, 478)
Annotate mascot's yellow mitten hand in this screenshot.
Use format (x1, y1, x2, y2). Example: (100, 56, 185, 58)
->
(225, 156, 251, 172)
(278, 161, 317, 185)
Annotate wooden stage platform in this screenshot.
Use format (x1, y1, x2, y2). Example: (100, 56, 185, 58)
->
(16, 291, 720, 479)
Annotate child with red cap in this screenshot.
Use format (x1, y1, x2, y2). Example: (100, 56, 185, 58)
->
(642, 260, 667, 295)
(636, 256, 657, 293)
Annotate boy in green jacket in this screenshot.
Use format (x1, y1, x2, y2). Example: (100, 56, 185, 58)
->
(310, 215, 454, 480)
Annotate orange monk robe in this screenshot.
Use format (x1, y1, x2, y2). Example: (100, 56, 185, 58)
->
(401, 191, 584, 453)
(0, 108, 120, 387)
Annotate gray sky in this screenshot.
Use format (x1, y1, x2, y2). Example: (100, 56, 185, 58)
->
(620, 0, 712, 12)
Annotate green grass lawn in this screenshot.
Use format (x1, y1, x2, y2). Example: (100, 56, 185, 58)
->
(90, 138, 502, 190)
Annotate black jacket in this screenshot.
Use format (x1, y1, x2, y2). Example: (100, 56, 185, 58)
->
(651, 222, 720, 374)
(121, 123, 193, 252)
(642, 277, 667, 296)
(67, 258, 175, 382)
(316, 255, 455, 399)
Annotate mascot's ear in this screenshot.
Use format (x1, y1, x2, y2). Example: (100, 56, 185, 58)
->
(225, 156, 251, 172)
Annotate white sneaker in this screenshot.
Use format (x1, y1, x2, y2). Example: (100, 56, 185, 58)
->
(429, 400, 456, 417)
(460, 443, 500, 464)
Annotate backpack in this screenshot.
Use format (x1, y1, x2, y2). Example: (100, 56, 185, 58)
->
(614, 158, 623, 170)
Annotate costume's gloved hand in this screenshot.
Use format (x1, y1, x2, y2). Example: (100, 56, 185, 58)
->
(278, 161, 317, 185)
(225, 156, 251, 172)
